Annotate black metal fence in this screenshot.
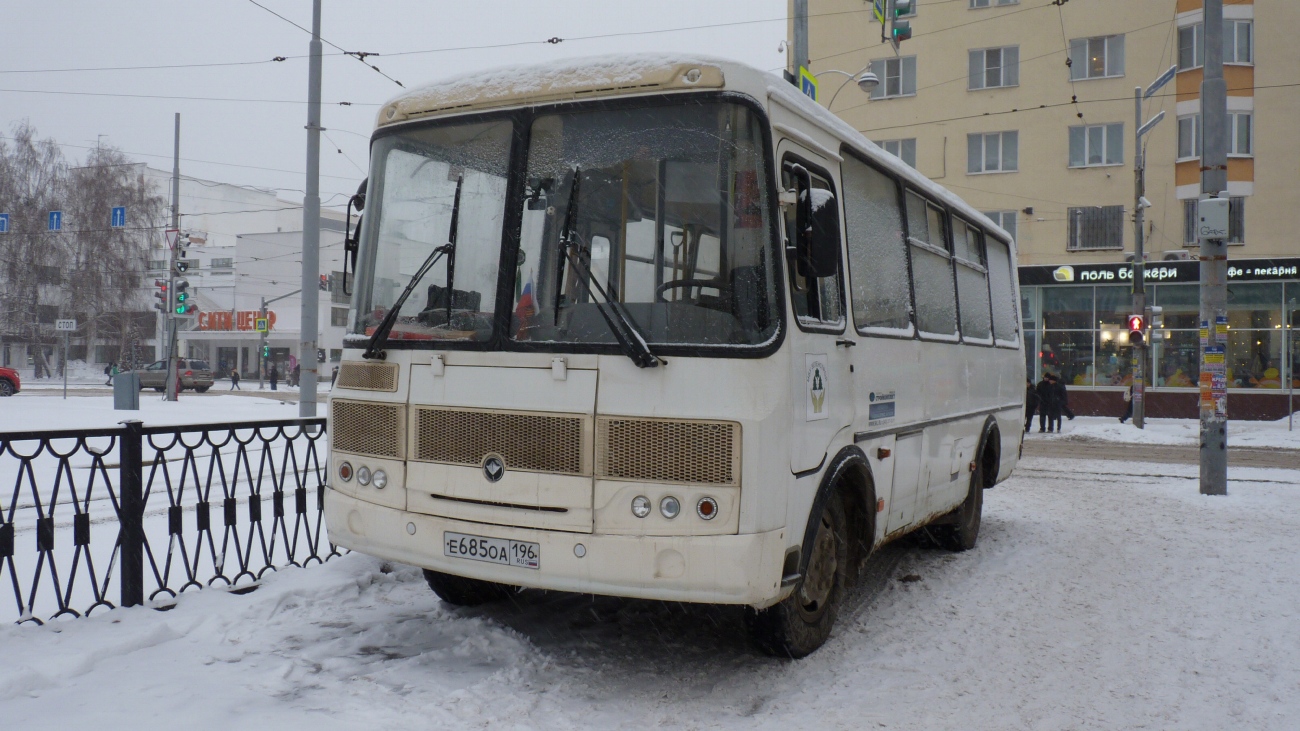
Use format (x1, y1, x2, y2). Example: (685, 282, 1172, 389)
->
(0, 418, 336, 624)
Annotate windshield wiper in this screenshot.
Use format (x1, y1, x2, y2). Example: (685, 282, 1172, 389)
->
(555, 167, 664, 369)
(362, 174, 463, 360)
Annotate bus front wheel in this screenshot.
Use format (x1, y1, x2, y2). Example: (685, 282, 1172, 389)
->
(746, 494, 849, 659)
(422, 569, 515, 606)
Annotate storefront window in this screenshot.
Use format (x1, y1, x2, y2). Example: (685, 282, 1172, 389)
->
(1041, 287, 1093, 329)
(1041, 330, 1094, 387)
(1154, 330, 1199, 387)
(1024, 329, 1037, 382)
(1153, 284, 1199, 329)
(1226, 282, 1282, 330)
(1094, 330, 1133, 386)
(1094, 285, 1132, 327)
(1227, 328, 1283, 388)
(1288, 284, 1300, 388)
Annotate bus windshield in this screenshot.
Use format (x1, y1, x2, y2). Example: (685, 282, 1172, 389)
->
(350, 99, 779, 352)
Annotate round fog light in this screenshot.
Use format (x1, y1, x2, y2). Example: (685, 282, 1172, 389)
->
(631, 495, 651, 518)
(660, 496, 681, 520)
(356, 465, 372, 486)
(338, 461, 353, 482)
(372, 469, 387, 489)
(696, 497, 719, 520)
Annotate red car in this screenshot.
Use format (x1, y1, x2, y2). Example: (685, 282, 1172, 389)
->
(0, 366, 20, 397)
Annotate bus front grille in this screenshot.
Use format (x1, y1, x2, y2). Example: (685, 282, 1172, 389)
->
(596, 417, 740, 486)
(336, 361, 399, 392)
(331, 399, 405, 458)
(413, 407, 588, 475)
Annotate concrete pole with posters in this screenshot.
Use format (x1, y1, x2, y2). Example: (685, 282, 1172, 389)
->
(1199, 0, 1229, 495)
(1131, 87, 1147, 429)
(298, 0, 323, 417)
(165, 113, 181, 403)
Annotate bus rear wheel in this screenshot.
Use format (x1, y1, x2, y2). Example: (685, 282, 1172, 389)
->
(933, 461, 983, 552)
(422, 569, 515, 606)
(746, 493, 849, 659)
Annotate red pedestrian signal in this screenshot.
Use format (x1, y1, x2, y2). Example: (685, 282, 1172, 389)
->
(1128, 314, 1145, 345)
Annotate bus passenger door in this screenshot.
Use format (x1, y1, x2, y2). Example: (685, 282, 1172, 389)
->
(778, 141, 853, 474)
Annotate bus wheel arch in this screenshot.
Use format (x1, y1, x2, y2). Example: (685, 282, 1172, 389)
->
(978, 416, 1001, 489)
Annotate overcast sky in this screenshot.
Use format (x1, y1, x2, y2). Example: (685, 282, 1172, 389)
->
(2, 0, 787, 210)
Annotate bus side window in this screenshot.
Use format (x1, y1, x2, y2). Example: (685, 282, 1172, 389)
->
(905, 191, 959, 339)
(841, 154, 912, 334)
(986, 235, 1019, 345)
(782, 157, 845, 331)
(952, 217, 992, 342)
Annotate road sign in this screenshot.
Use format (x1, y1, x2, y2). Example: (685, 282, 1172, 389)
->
(255, 317, 269, 333)
(55, 319, 77, 331)
(111, 206, 126, 228)
(0, 213, 8, 233)
(1144, 64, 1178, 100)
(48, 211, 62, 231)
(1137, 110, 1165, 140)
(166, 229, 180, 249)
(799, 67, 819, 102)
(873, 0, 886, 24)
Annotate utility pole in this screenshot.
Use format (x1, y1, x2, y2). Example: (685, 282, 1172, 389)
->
(1199, 0, 1229, 495)
(299, 0, 323, 417)
(165, 113, 181, 403)
(792, 0, 808, 82)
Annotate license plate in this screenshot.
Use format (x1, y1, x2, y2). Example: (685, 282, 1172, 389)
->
(443, 531, 540, 570)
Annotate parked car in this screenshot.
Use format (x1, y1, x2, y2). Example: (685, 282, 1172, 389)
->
(131, 359, 214, 392)
(0, 366, 20, 396)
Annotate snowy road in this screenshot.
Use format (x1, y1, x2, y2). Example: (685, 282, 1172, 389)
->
(3, 456, 1299, 730)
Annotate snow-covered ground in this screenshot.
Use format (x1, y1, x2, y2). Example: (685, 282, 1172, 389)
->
(1026, 415, 1300, 450)
(0, 392, 305, 431)
(3, 456, 1298, 730)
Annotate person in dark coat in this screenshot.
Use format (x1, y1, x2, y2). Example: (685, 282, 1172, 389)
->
(1025, 378, 1040, 433)
(269, 363, 279, 391)
(1055, 375, 1075, 422)
(1119, 384, 1133, 423)
(1036, 374, 1059, 433)
(230, 369, 241, 391)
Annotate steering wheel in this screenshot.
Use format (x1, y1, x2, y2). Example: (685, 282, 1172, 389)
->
(655, 279, 723, 303)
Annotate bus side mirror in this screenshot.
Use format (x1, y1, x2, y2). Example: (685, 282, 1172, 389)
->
(798, 187, 841, 279)
(343, 178, 367, 296)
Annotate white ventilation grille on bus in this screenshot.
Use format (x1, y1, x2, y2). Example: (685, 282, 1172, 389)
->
(335, 361, 399, 392)
(331, 399, 405, 459)
(596, 417, 740, 486)
(413, 407, 589, 475)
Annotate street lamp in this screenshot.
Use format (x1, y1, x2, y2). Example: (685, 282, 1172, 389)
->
(822, 65, 880, 109)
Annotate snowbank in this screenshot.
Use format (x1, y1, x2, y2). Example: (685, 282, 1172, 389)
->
(1027, 415, 1300, 450)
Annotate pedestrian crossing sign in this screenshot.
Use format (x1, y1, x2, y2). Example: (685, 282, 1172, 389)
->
(799, 66, 818, 102)
(255, 317, 269, 333)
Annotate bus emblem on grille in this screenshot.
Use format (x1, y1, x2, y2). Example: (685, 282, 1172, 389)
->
(482, 455, 505, 482)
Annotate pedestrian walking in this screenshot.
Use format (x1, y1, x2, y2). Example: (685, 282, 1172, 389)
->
(1055, 375, 1075, 422)
(231, 370, 241, 391)
(291, 364, 301, 388)
(1036, 374, 1060, 433)
(269, 363, 279, 391)
(1119, 384, 1133, 423)
(1024, 378, 1039, 433)
(104, 361, 117, 386)
(330, 366, 339, 387)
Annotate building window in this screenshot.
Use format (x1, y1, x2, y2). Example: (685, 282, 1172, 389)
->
(968, 47, 1019, 90)
(1067, 205, 1124, 251)
(1178, 23, 1204, 70)
(210, 257, 233, 269)
(1069, 35, 1125, 80)
(869, 56, 917, 99)
(983, 210, 1017, 242)
(967, 131, 1018, 174)
(970, 0, 1017, 7)
(330, 270, 350, 304)
(1224, 20, 1252, 64)
(878, 138, 916, 167)
(148, 259, 166, 271)
(330, 307, 349, 327)
(1228, 112, 1252, 156)
(1068, 123, 1123, 167)
(1177, 114, 1202, 160)
(1183, 198, 1245, 244)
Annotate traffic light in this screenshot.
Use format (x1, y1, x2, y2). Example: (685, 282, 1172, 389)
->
(890, 0, 913, 46)
(153, 279, 169, 312)
(173, 279, 196, 316)
(1148, 306, 1164, 342)
(174, 259, 189, 274)
(261, 344, 271, 358)
(1127, 313, 1145, 346)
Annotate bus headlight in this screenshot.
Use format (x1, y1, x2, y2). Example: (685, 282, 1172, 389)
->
(357, 465, 372, 486)
(338, 461, 353, 482)
(631, 495, 651, 518)
(660, 496, 681, 519)
(372, 469, 388, 489)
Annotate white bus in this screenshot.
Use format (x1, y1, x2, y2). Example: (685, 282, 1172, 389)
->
(326, 55, 1025, 657)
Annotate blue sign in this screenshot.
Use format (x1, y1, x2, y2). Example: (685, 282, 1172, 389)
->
(111, 206, 126, 228)
(799, 66, 819, 102)
(48, 211, 62, 231)
(0, 213, 8, 233)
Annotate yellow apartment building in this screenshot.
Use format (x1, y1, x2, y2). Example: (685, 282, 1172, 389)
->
(794, 0, 1299, 418)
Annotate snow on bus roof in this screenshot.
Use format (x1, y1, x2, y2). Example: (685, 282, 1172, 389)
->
(382, 53, 1009, 243)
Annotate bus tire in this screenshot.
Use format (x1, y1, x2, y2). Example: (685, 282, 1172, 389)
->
(422, 569, 515, 606)
(933, 461, 983, 552)
(746, 493, 849, 658)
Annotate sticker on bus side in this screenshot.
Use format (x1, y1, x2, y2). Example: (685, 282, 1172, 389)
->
(806, 354, 829, 421)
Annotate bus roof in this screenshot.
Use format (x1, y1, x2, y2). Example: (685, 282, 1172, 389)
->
(377, 54, 1011, 244)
